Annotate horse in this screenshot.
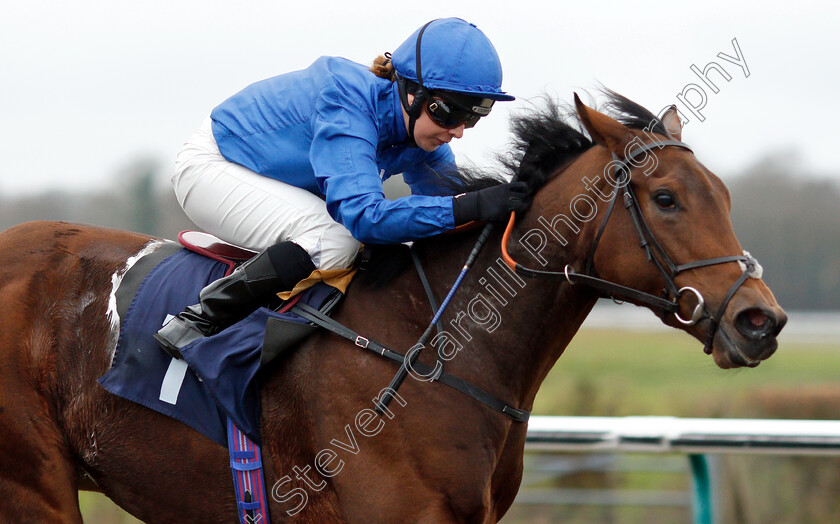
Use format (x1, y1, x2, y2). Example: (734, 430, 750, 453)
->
(0, 91, 786, 523)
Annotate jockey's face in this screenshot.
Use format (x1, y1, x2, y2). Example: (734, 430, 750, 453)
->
(404, 94, 466, 152)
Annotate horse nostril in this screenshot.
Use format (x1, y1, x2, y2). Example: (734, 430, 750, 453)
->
(735, 308, 776, 340)
(746, 309, 768, 327)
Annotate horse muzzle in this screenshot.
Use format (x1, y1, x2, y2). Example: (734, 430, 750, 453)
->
(712, 303, 787, 369)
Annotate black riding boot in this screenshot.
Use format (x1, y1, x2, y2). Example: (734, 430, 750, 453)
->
(154, 241, 315, 358)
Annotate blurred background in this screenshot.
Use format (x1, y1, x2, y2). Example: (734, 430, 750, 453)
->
(3, 1, 838, 522)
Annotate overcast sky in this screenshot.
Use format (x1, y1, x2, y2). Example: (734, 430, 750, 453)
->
(1, 0, 836, 196)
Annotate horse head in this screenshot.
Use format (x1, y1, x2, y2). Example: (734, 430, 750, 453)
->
(510, 91, 786, 369)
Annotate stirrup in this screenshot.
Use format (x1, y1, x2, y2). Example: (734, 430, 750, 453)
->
(153, 332, 185, 359)
(154, 317, 209, 359)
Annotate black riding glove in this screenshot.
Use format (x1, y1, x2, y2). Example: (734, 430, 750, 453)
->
(452, 181, 532, 225)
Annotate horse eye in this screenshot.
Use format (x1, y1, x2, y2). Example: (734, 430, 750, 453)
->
(654, 191, 677, 210)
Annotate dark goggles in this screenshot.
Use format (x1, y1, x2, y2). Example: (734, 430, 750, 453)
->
(424, 93, 494, 129)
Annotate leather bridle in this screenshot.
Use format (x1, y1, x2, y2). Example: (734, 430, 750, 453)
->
(502, 138, 762, 355)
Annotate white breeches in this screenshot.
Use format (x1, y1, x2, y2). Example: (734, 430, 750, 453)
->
(171, 118, 360, 270)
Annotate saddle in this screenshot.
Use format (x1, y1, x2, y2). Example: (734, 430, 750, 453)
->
(99, 232, 347, 447)
(178, 230, 257, 263)
(177, 231, 347, 365)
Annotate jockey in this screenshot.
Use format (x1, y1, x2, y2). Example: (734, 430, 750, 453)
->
(155, 17, 531, 356)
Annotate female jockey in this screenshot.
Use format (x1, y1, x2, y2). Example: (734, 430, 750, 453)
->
(155, 17, 530, 356)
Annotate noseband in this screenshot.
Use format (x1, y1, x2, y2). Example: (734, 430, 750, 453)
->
(502, 139, 762, 354)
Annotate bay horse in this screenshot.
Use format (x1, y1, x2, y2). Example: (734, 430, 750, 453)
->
(0, 92, 785, 522)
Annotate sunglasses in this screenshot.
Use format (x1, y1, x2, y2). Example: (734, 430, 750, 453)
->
(424, 94, 494, 129)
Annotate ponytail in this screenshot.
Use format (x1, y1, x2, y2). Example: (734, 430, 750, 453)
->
(370, 53, 396, 81)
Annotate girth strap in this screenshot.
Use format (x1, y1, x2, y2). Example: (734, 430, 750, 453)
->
(291, 302, 530, 423)
(227, 418, 271, 524)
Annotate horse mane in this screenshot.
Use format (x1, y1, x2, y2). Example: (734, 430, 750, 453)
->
(356, 89, 669, 288)
(497, 88, 671, 191)
(499, 95, 593, 191)
(411, 89, 669, 195)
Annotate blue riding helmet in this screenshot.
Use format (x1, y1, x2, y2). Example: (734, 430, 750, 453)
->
(391, 18, 514, 102)
(390, 18, 513, 145)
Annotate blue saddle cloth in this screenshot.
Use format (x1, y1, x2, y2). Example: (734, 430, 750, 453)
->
(99, 248, 338, 446)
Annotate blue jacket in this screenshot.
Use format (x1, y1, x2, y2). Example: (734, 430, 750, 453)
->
(210, 56, 459, 244)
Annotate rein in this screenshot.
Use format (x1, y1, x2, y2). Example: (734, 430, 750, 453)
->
(375, 224, 497, 414)
(501, 139, 761, 354)
(292, 299, 529, 422)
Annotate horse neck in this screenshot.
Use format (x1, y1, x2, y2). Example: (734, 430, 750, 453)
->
(413, 166, 607, 410)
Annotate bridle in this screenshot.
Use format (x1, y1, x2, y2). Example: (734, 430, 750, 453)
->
(502, 138, 762, 355)
(372, 137, 761, 418)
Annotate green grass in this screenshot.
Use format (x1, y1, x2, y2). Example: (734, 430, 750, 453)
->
(534, 329, 840, 418)
(514, 328, 840, 524)
(79, 491, 142, 523)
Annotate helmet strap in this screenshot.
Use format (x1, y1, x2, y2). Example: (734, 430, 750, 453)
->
(397, 20, 435, 148)
(397, 77, 428, 147)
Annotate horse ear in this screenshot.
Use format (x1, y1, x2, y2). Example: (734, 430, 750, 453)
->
(573, 93, 634, 154)
(660, 105, 683, 141)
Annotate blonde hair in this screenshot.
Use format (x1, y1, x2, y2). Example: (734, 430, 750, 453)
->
(370, 54, 396, 81)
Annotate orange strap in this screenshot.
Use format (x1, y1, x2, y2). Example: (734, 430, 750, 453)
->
(500, 211, 517, 270)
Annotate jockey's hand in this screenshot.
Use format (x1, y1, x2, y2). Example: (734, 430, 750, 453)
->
(452, 181, 532, 225)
